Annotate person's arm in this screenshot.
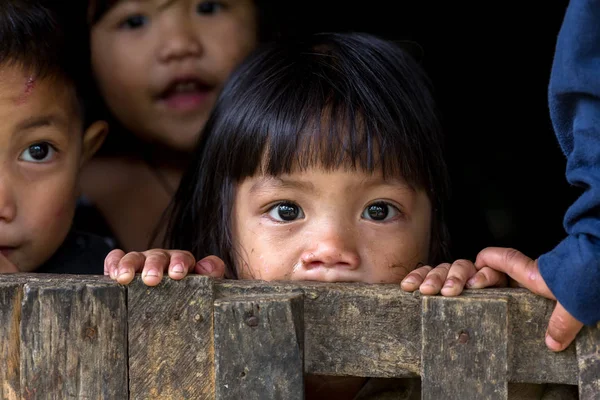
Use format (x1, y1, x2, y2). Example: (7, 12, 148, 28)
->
(539, 0, 600, 326)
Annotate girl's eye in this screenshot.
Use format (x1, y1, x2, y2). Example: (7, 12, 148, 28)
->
(196, 1, 224, 15)
(362, 201, 400, 222)
(267, 202, 305, 222)
(19, 142, 57, 163)
(119, 14, 147, 29)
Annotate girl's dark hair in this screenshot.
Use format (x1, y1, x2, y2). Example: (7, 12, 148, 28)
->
(165, 32, 451, 277)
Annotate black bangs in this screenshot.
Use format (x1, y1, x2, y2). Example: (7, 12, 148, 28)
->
(208, 32, 445, 193)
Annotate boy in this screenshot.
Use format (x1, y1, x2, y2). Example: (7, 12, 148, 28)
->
(0, 0, 109, 274)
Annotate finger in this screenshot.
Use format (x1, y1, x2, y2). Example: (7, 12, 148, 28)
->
(401, 265, 433, 291)
(104, 249, 125, 279)
(475, 247, 553, 299)
(141, 250, 169, 286)
(115, 252, 145, 285)
(466, 267, 509, 289)
(162, 250, 195, 280)
(419, 263, 451, 295)
(0, 253, 18, 273)
(194, 255, 226, 279)
(440, 259, 478, 296)
(545, 302, 584, 352)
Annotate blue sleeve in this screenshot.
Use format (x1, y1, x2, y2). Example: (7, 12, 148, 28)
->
(538, 0, 600, 325)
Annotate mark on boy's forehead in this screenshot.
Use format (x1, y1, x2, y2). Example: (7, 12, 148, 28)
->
(15, 76, 36, 105)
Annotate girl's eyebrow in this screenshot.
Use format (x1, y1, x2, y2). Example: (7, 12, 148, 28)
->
(249, 177, 315, 194)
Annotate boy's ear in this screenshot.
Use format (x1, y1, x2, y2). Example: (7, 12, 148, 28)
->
(81, 120, 108, 165)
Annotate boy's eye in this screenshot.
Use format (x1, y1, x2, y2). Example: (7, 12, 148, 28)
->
(119, 14, 148, 29)
(267, 202, 305, 222)
(19, 142, 56, 163)
(362, 202, 400, 222)
(196, 1, 224, 15)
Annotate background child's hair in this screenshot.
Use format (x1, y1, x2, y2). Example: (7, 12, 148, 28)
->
(0, 0, 87, 123)
(165, 32, 451, 277)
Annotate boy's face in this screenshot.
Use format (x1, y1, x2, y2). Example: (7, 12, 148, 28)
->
(0, 65, 106, 272)
(91, 0, 258, 152)
(233, 168, 432, 283)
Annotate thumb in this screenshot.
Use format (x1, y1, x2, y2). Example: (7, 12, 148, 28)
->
(194, 255, 226, 279)
(545, 302, 584, 352)
(475, 247, 553, 299)
(0, 253, 19, 273)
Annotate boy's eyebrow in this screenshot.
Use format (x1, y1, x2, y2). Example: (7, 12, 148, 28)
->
(249, 177, 316, 194)
(15, 115, 67, 133)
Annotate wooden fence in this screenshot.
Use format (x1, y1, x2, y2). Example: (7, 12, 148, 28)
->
(0, 274, 598, 399)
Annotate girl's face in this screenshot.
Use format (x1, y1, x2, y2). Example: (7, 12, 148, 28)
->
(90, 0, 257, 152)
(232, 168, 432, 283)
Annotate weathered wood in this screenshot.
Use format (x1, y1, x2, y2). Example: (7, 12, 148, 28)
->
(214, 292, 304, 400)
(128, 276, 215, 399)
(577, 322, 600, 400)
(0, 282, 22, 400)
(464, 289, 578, 384)
(19, 281, 127, 399)
(216, 280, 422, 378)
(421, 296, 508, 400)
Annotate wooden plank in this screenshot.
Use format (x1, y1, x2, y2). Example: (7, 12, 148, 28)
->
(214, 292, 304, 400)
(421, 296, 508, 400)
(0, 282, 22, 400)
(216, 280, 422, 378)
(577, 322, 600, 400)
(19, 281, 127, 399)
(128, 276, 215, 399)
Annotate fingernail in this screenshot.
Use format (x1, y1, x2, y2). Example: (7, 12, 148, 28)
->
(402, 278, 416, 285)
(422, 279, 434, 287)
(443, 280, 454, 288)
(466, 278, 476, 288)
(110, 268, 117, 279)
(144, 268, 159, 278)
(118, 268, 129, 277)
(545, 334, 562, 351)
(172, 263, 184, 274)
(198, 260, 215, 274)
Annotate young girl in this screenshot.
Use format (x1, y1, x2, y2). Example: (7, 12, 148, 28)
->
(105, 32, 574, 400)
(73, 0, 296, 252)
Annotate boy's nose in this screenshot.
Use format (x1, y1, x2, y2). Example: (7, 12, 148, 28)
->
(157, 20, 203, 63)
(0, 179, 16, 222)
(300, 227, 360, 270)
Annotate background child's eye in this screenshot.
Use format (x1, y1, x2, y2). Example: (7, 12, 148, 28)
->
(362, 202, 400, 222)
(119, 14, 148, 30)
(19, 142, 57, 163)
(196, 1, 224, 15)
(267, 202, 305, 222)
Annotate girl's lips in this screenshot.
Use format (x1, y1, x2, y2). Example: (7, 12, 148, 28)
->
(159, 90, 212, 112)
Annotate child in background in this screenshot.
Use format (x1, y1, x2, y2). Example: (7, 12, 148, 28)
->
(0, 1, 109, 274)
(75, 0, 297, 253)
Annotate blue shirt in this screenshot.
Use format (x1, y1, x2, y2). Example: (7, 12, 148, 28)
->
(538, 0, 600, 325)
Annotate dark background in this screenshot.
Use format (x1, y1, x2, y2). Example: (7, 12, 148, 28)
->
(297, 1, 578, 260)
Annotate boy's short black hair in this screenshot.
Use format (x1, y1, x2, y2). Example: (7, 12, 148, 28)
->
(0, 0, 85, 121)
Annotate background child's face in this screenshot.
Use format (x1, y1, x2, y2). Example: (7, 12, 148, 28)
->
(0, 65, 104, 272)
(233, 168, 432, 283)
(91, 0, 257, 152)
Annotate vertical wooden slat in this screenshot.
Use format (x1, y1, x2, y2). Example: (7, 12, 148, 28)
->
(128, 276, 215, 399)
(0, 282, 22, 400)
(19, 281, 127, 399)
(214, 292, 304, 400)
(577, 322, 600, 400)
(421, 296, 508, 400)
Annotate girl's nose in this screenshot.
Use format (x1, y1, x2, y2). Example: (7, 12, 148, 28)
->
(157, 20, 203, 63)
(300, 227, 360, 270)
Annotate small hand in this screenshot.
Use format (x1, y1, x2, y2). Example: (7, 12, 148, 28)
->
(401, 259, 507, 296)
(104, 248, 226, 286)
(475, 247, 584, 352)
